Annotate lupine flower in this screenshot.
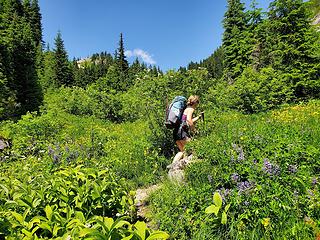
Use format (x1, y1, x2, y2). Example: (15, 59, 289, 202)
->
(53, 154, 60, 164)
(231, 173, 240, 183)
(307, 189, 314, 199)
(237, 181, 254, 195)
(312, 177, 318, 186)
(253, 159, 257, 165)
(232, 143, 238, 151)
(207, 175, 213, 183)
(238, 148, 245, 161)
(262, 159, 280, 176)
(273, 164, 281, 176)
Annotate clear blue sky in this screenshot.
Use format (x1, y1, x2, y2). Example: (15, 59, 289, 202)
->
(39, 0, 272, 71)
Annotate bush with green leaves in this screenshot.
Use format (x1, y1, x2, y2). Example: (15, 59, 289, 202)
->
(0, 159, 169, 239)
(206, 67, 296, 113)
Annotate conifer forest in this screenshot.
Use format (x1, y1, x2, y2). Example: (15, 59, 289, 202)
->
(0, 0, 320, 239)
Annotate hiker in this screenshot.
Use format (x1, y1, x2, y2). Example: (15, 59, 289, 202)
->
(172, 95, 203, 163)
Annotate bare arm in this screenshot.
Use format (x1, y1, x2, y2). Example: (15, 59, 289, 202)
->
(187, 109, 203, 131)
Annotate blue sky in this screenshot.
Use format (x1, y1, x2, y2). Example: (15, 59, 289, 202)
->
(39, 0, 272, 71)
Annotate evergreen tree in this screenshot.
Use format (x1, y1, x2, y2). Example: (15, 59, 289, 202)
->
(28, 0, 42, 45)
(222, 0, 249, 81)
(202, 46, 224, 79)
(53, 31, 73, 86)
(115, 33, 129, 72)
(39, 48, 55, 89)
(266, 0, 320, 98)
(112, 33, 131, 91)
(0, 0, 42, 117)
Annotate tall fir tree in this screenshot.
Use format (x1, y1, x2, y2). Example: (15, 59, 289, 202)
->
(53, 31, 73, 86)
(0, 0, 42, 118)
(115, 33, 129, 72)
(266, 0, 320, 98)
(201, 46, 224, 79)
(222, 0, 250, 82)
(112, 33, 131, 91)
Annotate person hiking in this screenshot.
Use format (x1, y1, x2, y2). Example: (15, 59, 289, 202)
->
(172, 95, 203, 163)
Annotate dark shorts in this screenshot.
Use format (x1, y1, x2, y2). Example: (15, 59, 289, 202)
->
(173, 122, 190, 141)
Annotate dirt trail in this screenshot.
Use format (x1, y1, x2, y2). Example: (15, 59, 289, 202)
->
(134, 154, 198, 228)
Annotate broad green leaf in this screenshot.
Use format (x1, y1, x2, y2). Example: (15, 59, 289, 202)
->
(113, 220, 130, 229)
(31, 226, 40, 235)
(213, 192, 222, 208)
(122, 234, 134, 240)
(134, 221, 147, 240)
(32, 198, 42, 208)
(147, 231, 170, 240)
(224, 204, 231, 212)
(21, 228, 33, 237)
(5, 200, 18, 206)
(16, 199, 32, 208)
(66, 219, 84, 229)
(38, 222, 52, 232)
(12, 192, 23, 201)
(205, 205, 220, 216)
(44, 205, 53, 221)
(0, 184, 9, 196)
(53, 225, 62, 237)
(104, 217, 114, 231)
(79, 228, 107, 240)
(221, 212, 227, 225)
(75, 211, 86, 223)
(10, 211, 24, 225)
(27, 216, 42, 229)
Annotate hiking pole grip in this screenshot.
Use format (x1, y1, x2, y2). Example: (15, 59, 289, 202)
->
(200, 111, 205, 122)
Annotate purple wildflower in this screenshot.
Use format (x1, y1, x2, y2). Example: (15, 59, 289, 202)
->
(307, 189, 314, 199)
(238, 148, 245, 161)
(232, 143, 238, 151)
(262, 159, 280, 176)
(231, 143, 245, 161)
(262, 159, 273, 174)
(273, 164, 281, 176)
(53, 154, 60, 164)
(231, 173, 240, 183)
(237, 181, 254, 195)
(311, 177, 318, 186)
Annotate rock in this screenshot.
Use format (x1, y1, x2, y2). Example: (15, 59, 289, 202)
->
(167, 154, 194, 183)
(313, 13, 320, 26)
(168, 169, 185, 183)
(0, 139, 9, 150)
(135, 184, 161, 220)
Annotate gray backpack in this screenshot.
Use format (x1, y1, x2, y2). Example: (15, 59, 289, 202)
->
(165, 96, 187, 129)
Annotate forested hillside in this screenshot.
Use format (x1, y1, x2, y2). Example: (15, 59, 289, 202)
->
(0, 0, 319, 239)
